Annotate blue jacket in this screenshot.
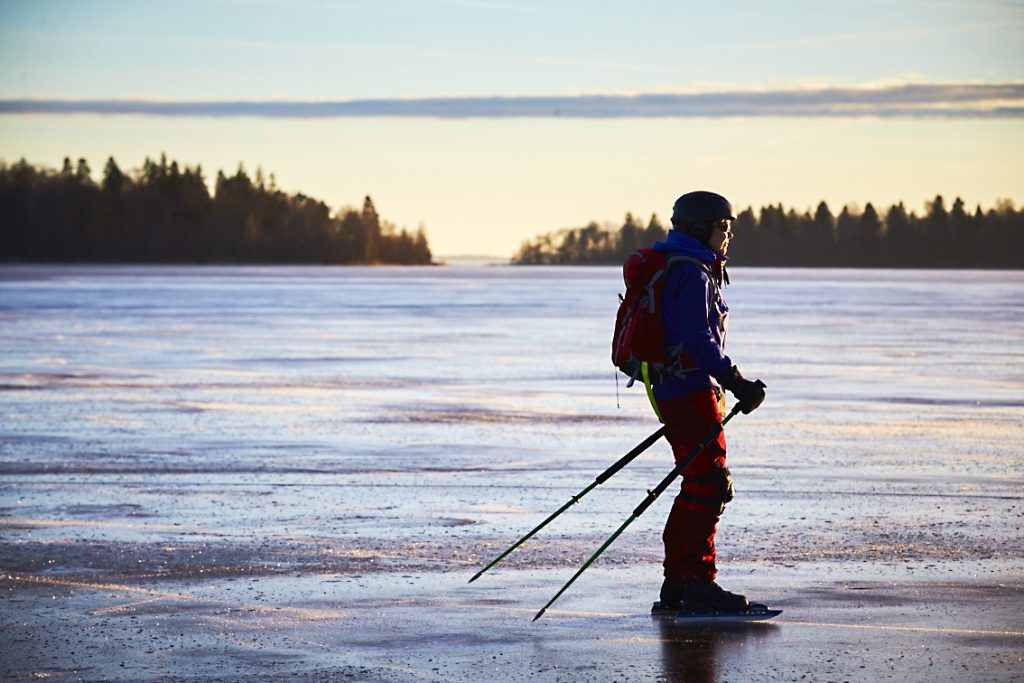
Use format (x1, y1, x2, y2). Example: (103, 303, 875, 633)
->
(651, 230, 734, 401)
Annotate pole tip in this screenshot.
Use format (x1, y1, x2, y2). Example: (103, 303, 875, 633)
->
(467, 571, 481, 584)
(532, 608, 545, 622)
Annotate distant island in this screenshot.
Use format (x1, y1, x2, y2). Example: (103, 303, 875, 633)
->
(512, 198, 1023, 268)
(0, 155, 432, 265)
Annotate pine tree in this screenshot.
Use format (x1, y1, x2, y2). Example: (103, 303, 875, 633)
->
(362, 196, 381, 262)
(884, 202, 915, 267)
(102, 157, 125, 195)
(949, 197, 974, 266)
(860, 203, 882, 266)
(618, 214, 640, 259)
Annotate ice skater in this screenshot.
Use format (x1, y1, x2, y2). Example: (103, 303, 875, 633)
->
(475, 189, 772, 621)
(647, 190, 766, 611)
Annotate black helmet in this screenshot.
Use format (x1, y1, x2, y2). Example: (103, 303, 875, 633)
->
(671, 191, 735, 229)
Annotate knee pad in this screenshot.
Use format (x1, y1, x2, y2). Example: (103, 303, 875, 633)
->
(680, 465, 734, 515)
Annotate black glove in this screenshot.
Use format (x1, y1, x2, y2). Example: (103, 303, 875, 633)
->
(719, 366, 766, 414)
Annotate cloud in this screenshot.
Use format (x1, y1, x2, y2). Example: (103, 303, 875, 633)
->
(2, 83, 1022, 118)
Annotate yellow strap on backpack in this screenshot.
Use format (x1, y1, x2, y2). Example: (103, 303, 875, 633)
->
(640, 361, 664, 423)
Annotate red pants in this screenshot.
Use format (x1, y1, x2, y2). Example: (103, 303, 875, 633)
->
(658, 390, 727, 581)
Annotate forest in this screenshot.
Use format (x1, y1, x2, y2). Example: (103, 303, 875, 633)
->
(512, 197, 1023, 268)
(0, 155, 433, 265)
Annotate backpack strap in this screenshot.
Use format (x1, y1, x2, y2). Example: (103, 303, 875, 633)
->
(665, 254, 705, 268)
(665, 254, 717, 287)
(641, 361, 664, 423)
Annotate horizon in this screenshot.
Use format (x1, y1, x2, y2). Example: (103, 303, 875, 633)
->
(5, 149, 1014, 262)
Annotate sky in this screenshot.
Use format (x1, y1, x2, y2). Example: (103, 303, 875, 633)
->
(1, 0, 1022, 257)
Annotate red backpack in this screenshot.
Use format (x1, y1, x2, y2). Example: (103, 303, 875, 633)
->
(612, 248, 702, 388)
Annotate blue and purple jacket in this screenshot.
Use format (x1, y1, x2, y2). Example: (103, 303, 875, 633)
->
(651, 230, 734, 401)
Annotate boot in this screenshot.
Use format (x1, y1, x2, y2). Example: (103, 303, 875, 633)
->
(660, 578, 749, 611)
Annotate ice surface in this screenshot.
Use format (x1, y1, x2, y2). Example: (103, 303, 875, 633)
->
(1, 264, 1022, 681)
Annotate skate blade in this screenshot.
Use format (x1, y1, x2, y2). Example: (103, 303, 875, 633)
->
(652, 601, 781, 624)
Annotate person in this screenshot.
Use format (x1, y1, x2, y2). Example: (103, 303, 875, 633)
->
(651, 190, 766, 610)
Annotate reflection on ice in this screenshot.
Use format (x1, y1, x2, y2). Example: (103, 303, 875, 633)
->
(656, 617, 782, 683)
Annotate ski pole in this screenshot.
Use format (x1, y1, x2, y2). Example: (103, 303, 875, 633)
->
(468, 426, 667, 584)
(533, 405, 741, 621)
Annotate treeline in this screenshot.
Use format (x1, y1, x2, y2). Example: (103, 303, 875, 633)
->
(0, 155, 432, 264)
(512, 197, 1023, 268)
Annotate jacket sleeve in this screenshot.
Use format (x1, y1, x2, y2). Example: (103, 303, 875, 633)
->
(662, 265, 734, 381)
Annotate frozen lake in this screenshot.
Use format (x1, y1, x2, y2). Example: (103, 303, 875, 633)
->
(1, 264, 1022, 681)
